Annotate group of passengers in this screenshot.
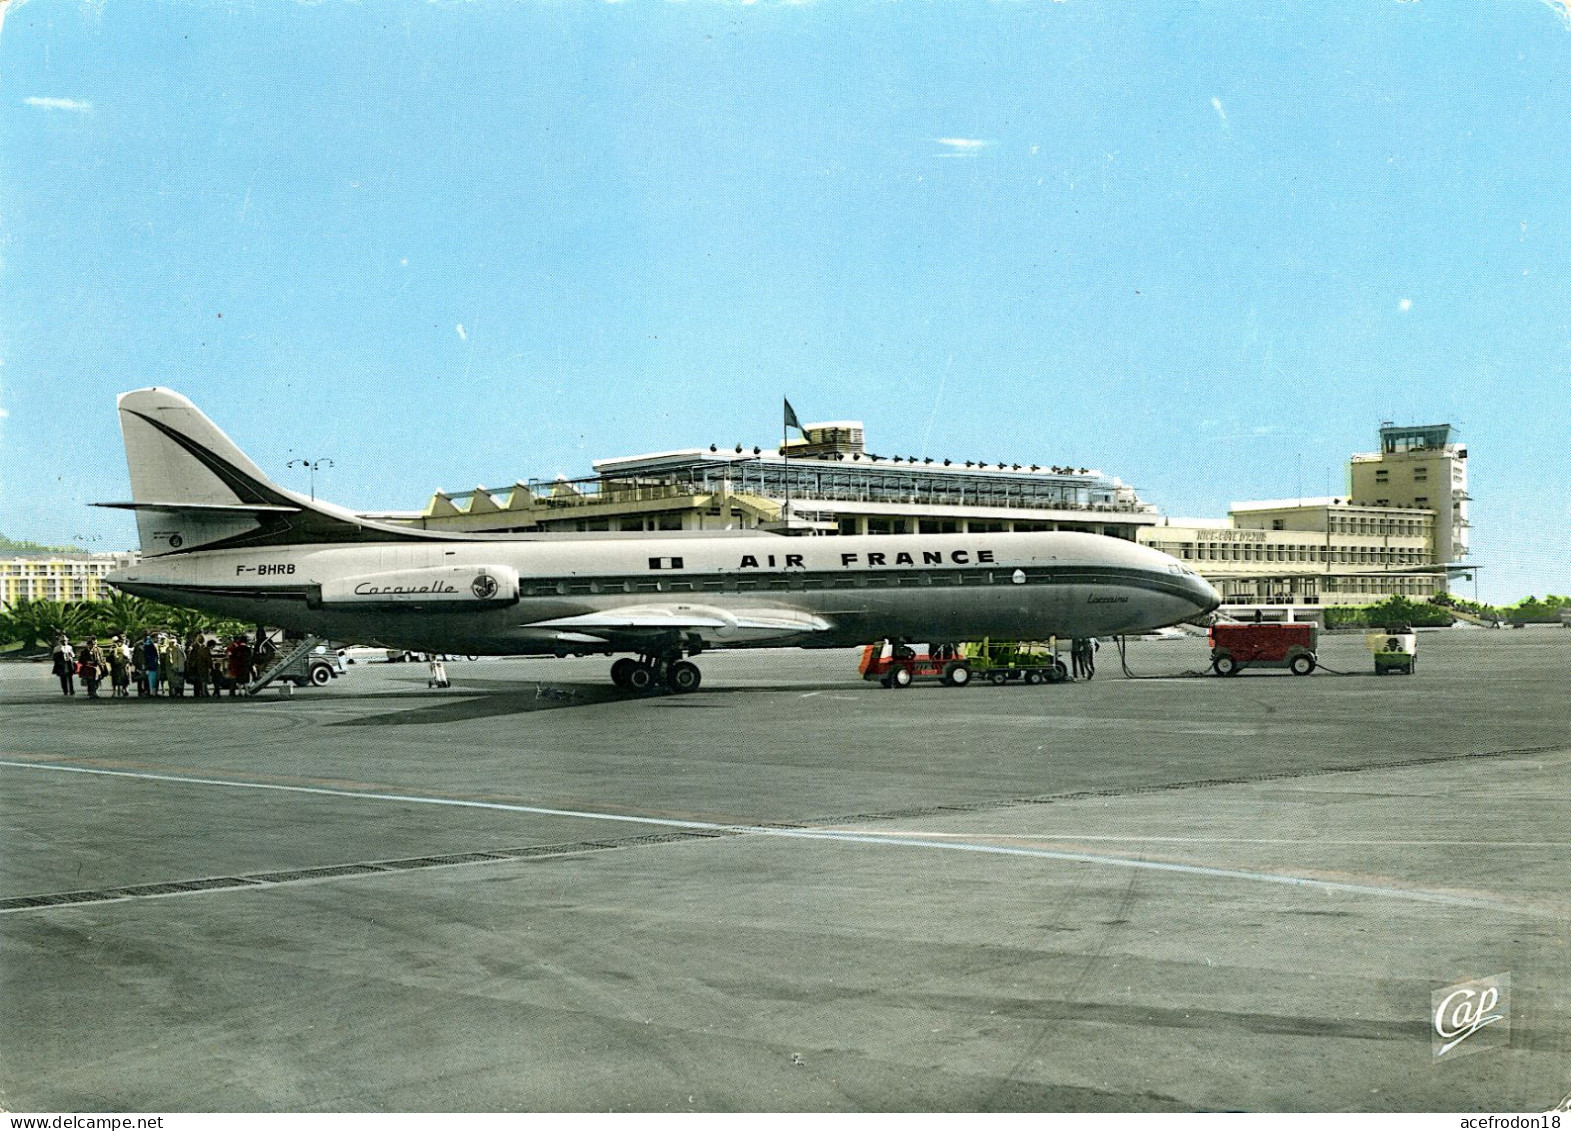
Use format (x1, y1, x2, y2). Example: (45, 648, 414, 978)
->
(49, 631, 271, 700)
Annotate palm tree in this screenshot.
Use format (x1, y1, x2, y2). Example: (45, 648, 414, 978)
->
(1, 598, 95, 651)
(91, 591, 154, 639)
(162, 606, 212, 639)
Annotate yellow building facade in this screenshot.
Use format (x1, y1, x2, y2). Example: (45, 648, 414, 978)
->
(0, 552, 140, 610)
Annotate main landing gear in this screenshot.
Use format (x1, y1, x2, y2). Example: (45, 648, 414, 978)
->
(610, 651, 703, 694)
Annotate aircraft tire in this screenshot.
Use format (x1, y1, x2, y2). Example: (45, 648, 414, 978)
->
(611, 657, 637, 688)
(667, 660, 702, 694)
(626, 665, 657, 693)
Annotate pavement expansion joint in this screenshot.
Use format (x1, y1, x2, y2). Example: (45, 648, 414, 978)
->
(0, 830, 738, 914)
(1, 743, 1562, 918)
(802, 742, 1564, 829)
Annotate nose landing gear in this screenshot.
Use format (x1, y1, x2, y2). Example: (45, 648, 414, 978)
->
(610, 650, 704, 694)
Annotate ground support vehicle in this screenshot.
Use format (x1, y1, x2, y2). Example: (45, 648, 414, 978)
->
(1208, 623, 1318, 676)
(1366, 627, 1417, 675)
(960, 639, 1069, 686)
(859, 643, 973, 688)
(269, 643, 348, 688)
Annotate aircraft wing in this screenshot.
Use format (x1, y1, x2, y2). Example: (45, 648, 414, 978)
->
(523, 604, 832, 644)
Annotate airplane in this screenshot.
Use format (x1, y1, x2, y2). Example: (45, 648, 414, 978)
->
(99, 388, 1221, 693)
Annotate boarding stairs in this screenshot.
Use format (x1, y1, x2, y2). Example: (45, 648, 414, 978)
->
(1440, 605, 1499, 628)
(245, 634, 323, 696)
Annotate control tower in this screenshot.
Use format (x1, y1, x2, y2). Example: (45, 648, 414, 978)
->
(1348, 423, 1469, 564)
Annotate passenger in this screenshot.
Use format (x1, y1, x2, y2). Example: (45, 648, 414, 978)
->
(165, 635, 187, 698)
(1083, 637, 1099, 680)
(209, 637, 227, 697)
(131, 633, 148, 696)
(226, 636, 251, 695)
(78, 637, 106, 699)
(140, 633, 162, 696)
(186, 634, 211, 697)
(108, 634, 131, 698)
(51, 635, 76, 696)
(428, 655, 450, 689)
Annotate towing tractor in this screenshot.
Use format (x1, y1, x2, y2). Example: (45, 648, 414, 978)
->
(859, 639, 1071, 688)
(859, 642, 974, 688)
(1366, 626, 1417, 675)
(1208, 622, 1319, 676)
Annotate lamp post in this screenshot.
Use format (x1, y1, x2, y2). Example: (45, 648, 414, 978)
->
(287, 458, 334, 501)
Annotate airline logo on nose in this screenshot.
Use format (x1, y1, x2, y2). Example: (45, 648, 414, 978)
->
(471, 573, 499, 600)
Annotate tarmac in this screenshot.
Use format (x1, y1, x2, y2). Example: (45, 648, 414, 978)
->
(2, 628, 1568, 1112)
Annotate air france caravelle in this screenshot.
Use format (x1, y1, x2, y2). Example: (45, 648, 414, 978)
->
(100, 388, 1220, 693)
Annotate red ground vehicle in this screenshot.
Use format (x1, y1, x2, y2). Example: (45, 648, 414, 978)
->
(1208, 623, 1319, 676)
(859, 643, 972, 688)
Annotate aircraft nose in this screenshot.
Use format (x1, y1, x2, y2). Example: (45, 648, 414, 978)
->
(1188, 572, 1222, 618)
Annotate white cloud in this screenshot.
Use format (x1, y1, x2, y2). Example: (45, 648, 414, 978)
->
(935, 138, 992, 158)
(0, 0, 30, 44)
(1399, 298, 1413, 312)
(455, 323, 467, 341)
(1211, 97, 1228, 124)
(25, 96, 92, 112)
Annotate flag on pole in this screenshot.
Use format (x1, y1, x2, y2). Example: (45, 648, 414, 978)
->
(783, 398, 802, 435)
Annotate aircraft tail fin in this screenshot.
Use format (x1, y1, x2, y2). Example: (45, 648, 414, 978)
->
(101, 388, 433, 557)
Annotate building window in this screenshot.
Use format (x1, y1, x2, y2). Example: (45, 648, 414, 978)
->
(919, 519, 960, 534)
(837, 517, 859, 536)
(1271, 519, 1284, 531)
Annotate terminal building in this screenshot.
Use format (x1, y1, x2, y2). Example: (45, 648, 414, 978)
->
(389, 420, 1161, 542)
(385, 419, 1469, 614)
(1141, 423, 1469, 613)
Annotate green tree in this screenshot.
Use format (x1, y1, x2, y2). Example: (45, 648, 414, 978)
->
(88, 591, 156, 639)
(1325, 595, 1454, 628)
(0, 598, 96, 650)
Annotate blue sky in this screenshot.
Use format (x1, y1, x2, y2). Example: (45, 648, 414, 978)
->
(1, 0, 1567, 602)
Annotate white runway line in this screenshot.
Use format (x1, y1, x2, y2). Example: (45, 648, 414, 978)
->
(1, 758, 1559, 917)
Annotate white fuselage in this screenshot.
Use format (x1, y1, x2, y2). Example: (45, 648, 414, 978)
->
(112, 530, 1220, 656)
